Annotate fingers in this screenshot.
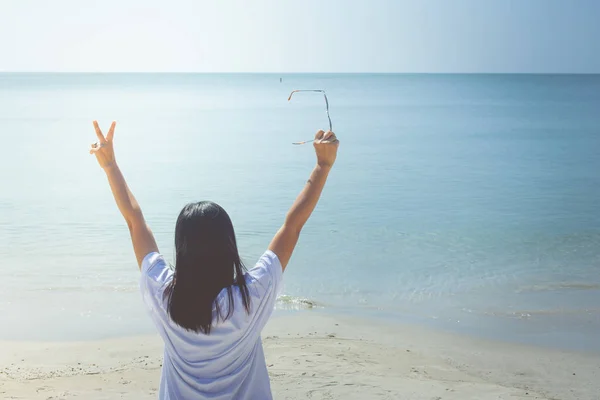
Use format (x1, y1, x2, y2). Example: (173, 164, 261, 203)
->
(93, 120, 106, 143)
(321, 131, 338, 144)
(323, 131, 334, 141)
(89, 144, 104, 154)
(106, 121, 116, 142)
(89, 141, 107, 154)
(313, 130, 338, 145)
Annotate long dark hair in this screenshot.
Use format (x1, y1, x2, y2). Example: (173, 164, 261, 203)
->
(164, 201, 251, 334)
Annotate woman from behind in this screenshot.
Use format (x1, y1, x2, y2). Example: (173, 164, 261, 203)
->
(89, 121, 339, 399)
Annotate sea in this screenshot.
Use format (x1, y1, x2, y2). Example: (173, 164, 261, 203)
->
(0, 73, 599, 351)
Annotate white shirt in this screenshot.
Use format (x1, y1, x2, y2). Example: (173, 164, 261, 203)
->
(139, 250, 283, 400)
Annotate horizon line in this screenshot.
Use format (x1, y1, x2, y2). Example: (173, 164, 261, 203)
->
(1, 71, 599, 75)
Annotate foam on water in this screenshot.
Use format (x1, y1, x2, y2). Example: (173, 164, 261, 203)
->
(275, 295, 322, 310)
(516, 282, 600, 293)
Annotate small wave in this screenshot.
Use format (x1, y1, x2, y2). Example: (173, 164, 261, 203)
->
(516, 282, 600, 293)
(35, 287, 324, 311)
(275, 295, 321, 310)
(482, 307, 600, 320)
(30, 285, 138, 293)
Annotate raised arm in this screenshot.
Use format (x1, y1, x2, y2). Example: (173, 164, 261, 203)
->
(269, 130, 339, 271)
(89, 121, 158, 269)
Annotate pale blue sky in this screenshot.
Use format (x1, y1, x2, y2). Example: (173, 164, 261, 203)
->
(1, 0, 599, 73)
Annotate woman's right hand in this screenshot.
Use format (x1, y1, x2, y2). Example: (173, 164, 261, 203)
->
(314, 130, 339, 168)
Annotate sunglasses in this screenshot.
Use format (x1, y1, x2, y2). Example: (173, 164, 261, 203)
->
(287, 90, 332, 145)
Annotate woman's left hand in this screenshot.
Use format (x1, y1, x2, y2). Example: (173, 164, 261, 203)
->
(90, 120, 117, 170)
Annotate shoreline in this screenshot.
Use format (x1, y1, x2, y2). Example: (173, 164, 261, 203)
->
(1, 293, 599, 354)
(1, 312, 598, 399)
(311, 306, 600, 354)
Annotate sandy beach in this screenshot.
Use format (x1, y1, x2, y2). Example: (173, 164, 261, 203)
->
(0, 312, 598, 400)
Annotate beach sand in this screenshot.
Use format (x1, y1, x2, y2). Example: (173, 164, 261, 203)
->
(0, 312, 598, 400)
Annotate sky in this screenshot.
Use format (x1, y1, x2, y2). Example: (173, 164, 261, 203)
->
(1, 0, 599, 73)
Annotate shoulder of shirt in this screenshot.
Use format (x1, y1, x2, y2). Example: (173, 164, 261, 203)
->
(246, 249, 283, 285)
(141, 251, 168, 275)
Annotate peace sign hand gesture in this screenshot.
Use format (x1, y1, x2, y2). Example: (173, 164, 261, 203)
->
(90, 120, 117, 170)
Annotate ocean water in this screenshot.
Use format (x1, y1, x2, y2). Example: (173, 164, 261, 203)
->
(0, 73, 599, 350)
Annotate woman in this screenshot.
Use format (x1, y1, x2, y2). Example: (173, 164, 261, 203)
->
(89, 120, 339, 399)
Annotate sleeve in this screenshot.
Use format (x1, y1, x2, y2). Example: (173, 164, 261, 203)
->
(244, 250, 284, 333)
(139, 252, 174, 314)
